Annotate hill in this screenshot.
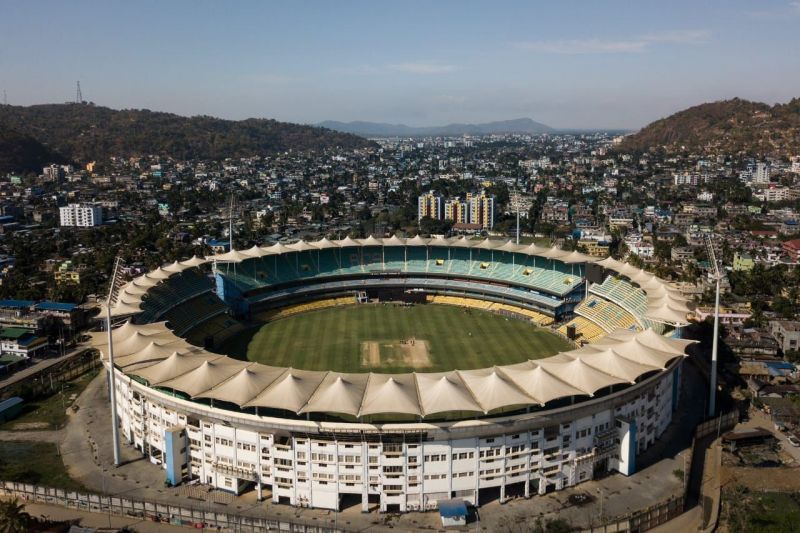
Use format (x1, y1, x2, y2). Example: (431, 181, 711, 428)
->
(619, 98, 800, 156)
(318, 117, 554, 137)
(0, 127, 69, 174)
(0, 104, 376, 163)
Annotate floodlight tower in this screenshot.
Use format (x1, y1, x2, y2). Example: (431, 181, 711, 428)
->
(706, 234, 722, 417)
(511, 186, 522, 245)
(105, 256, 126, 466)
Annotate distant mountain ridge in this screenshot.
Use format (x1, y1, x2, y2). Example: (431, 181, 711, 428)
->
(620, 97, 800, 155)
(318, 117, 554, 137)
(0, 103, 376, 166)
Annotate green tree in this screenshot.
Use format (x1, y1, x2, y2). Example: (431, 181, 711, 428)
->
(0, 499, 31, 533)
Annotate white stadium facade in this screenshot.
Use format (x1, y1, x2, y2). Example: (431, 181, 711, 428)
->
(93, 236, 694, 513)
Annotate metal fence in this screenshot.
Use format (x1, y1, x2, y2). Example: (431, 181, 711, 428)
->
(0, 481, 348, 532)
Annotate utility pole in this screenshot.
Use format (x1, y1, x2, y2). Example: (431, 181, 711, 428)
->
(706, 234, 722, 418)
(106, 256, 125, 466)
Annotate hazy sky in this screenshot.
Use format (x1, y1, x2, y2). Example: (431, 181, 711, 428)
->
(1, 0, 799, 129)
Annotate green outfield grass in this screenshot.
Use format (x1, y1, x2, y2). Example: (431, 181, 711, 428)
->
(223, 303, 570, 372)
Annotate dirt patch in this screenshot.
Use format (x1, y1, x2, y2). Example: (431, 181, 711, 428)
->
(721, 465, 800, 491)
(8, 422, 50, 430)
(360, 339, 432, 369)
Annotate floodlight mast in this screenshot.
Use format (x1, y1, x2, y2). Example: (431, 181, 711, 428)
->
(106, 256, 125, 467)
(706, 234, 721, 418)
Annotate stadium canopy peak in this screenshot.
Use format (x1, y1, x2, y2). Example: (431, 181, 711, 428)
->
(449, 236, 475, 248)
(497, 240, 524, 253)
(519, 242, 550, 255)
(335, 236, 361, 248)
(208, 248, 251, 263)
(313, 237, 340, 249)
(561, 250, 597, 264)
(596, 256, 625, 271)
(427, 235, 452, 247)
(474, 238, 503, 250)
(241, 244, 273, 258)
(381, 235, 406, 247)
(538, 245, 571, 260)
(180, 255, 208, 267)
(265, 242, 292, 254)
(359, 235, 384, 247)
(162, 260, 192, 274)
(287, 240, 318, 252)
(498, 362, 585, 405)
(406, 235, 430, 246)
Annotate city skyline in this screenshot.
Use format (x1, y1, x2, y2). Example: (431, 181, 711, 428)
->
(1, 0, 799, 129)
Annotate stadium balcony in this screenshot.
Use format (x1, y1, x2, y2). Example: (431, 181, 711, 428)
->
(557, 316, 606, 344)
(138, 270, 214, 323)
(218, 249, 583, 300)
(245, 277, 565, 316)
(589, 277, 664, 333)
(162, 292, 229, 336)
(574, 296, 639, 333)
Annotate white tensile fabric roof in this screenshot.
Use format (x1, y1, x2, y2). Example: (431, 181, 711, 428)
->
(101, 319, 692, 417)
(360, 235, 384, 247)
(95, 235, 697, 417)
(241, 245, 272, 258)
(158, 358, 251, 397)
(456, 367, 535, 412)
(299, 372, 370, 416)
(535, 357, 628, 396)
(243, 368, 326, 413)
(288, 240, 318, 252)
(180, 255, 207, 267)
(415, 372, 483, 415)
(359, 373, 422, 416)
(207, 248, 251, 263)
(498, 362, 585, 405)
(195, 365, 286, 406)
(162, 261, 191, 274)
(131, 352, 221, 385)
(114, 340, 196, 369)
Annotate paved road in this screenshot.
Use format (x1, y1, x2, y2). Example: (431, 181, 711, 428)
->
(0, 344, 92, 392)
(4, 500, 185, 532)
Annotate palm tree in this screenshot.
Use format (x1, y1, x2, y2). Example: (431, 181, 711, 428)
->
(0, 499, 31, 533)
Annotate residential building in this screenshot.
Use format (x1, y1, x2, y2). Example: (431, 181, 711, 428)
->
(770, 320, 800, 353)
(732, 252, 755, 272)
(54, 261, 81, 285)
(753, 162, 770, 184)
(444, 198, 468, 224)
(468, 192, 494, 229)
(783, 239, 800, 262)
(0, 327, 48, 359)
(59, 203, 103, 227)
(417, 192, 442, 221)
(578, 239, 610, 257)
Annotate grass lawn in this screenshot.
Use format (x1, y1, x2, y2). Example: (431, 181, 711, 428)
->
(0, 368, 99, 431)
(224, 304, 571, 372)
(0, 441, 85, 491)
(722, 489, 800, 532)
